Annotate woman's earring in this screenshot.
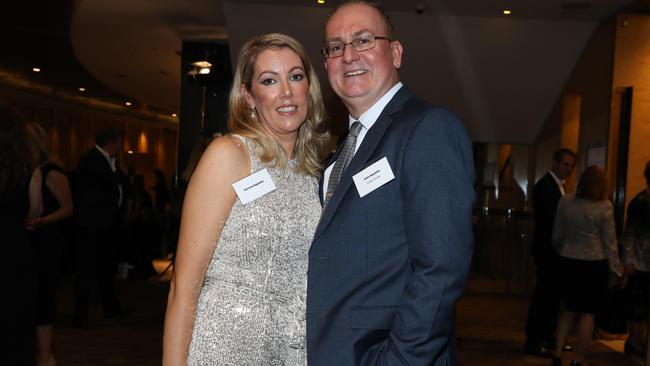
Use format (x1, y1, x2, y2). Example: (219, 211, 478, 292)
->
(250, 106, 256, 119)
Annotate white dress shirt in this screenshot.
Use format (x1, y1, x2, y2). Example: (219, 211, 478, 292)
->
(548, 170, 566, 196)
(95, 145, 123, 206)
(322, 82, 403, 200)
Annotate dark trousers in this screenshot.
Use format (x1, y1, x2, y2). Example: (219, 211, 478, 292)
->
(73, 227, 122, 322)
(525, 254, 563, 347)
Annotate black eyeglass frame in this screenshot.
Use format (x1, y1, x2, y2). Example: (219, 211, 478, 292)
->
(321, 35, 393, 58)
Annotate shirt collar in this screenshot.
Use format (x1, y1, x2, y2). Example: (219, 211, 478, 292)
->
(348, 82, 403, 130)
(548, 170, 566, 191)
(95, 144, 112, 160)
(95, 144, 117, 172)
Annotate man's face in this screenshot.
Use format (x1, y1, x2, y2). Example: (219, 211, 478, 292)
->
(324, 3, 403, 116)
(552, 154, 576, 180)
(105, 137, 123, 158)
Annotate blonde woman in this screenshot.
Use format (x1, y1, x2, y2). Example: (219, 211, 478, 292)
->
(552, 166, 622, 366)
(25, 123, 73, 366)
(163, 33, 328, 365)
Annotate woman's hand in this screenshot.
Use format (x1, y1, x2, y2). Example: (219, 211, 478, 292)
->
(25, 216, 44, 230)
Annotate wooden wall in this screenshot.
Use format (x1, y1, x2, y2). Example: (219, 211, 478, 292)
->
(1, 85, 178, 190)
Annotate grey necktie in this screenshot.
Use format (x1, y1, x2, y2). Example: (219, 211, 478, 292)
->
(324, 121, 363, 209)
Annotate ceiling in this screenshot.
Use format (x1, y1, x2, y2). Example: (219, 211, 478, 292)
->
(1, 0, 645, 141)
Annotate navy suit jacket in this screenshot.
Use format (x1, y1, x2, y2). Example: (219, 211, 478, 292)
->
(74, 147, 124, 229)
(531, 172, 563, 265)
(307, 86, 475, 366)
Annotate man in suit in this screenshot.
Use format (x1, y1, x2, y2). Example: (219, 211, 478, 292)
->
(72, 128, 127, 327)
(306, 2, 475, 365)
(524, 148, 577, 356)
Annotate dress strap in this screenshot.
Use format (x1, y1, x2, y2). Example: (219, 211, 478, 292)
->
(230, 134, 263, 174)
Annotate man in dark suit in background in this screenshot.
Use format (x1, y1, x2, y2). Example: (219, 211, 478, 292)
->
(524, 148, 577, 356)
(306, 2, 475, 365)
(72, 128, 127, 327)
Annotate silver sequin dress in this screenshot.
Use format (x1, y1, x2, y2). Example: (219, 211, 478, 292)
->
(187, 135, 320, 366)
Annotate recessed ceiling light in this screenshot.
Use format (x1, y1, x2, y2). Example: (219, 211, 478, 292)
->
(127, 150, 134, 154)
(503, 10, 512, 15)
(125, 101, 132, 106)
(79, 87, 86, 92)
(317, 0, 325, 4)
(32, 67, 41, 73)
(172, 113, 178, 118)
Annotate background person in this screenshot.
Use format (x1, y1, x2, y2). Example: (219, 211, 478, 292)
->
(525, 148, 577, 356)
(151, 168, 170, 213)
(0, 102, 43, 365)
(622, 161, 650, 357)
(25, 122, 73, 366)
(551, 165, 623, 366)
(72, 128, 128, 328)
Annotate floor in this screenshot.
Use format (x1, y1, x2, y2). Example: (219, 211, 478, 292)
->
(50, 277, 644, 365)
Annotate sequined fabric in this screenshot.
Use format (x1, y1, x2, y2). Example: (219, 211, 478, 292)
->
(187, 135, 320, 365)
(552, 195, 623, 276)
(622, 190, 650, 271)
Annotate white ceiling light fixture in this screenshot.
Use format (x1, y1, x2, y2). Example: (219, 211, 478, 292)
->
(189, 60, 213, 76)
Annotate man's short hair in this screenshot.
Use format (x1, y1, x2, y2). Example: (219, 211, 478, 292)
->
(644, 161, 650, 185)
(95, 128, 123, 147)
(552, 148, 577, 163)
(330, 1, 394, 38)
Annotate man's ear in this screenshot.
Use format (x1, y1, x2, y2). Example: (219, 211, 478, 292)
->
(391, 40, 403, 69)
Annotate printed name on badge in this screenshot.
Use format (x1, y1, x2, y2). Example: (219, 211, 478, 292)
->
(352, 157, 395, 198)
(232, 168, 276, 204)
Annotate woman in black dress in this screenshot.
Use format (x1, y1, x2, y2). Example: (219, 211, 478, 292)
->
(25, 122, 73, 366)
(0, 102, 43, 365)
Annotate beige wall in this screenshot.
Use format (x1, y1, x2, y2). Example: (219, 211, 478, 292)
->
(535, 17, 617, 192)
(612, 14, 650, 207)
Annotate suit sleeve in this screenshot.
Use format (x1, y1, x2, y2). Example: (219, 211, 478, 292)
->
(532, 179, 556, 228)
(366, 109, 475, 365)
(551, 197, 566, 247)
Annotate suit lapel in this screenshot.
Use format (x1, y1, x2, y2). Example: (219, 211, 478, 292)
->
(313, 87, 412, 241)
(92, 147, 114, 174)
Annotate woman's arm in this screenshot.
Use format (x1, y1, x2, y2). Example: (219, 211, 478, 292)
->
(33, 170, 73, 227)
(28, 167, 43, 218)
(162, 136, 249, 365)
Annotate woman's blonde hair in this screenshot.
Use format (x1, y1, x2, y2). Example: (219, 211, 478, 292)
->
(228, 33, 329, 177)
(26, 122, 49, 162)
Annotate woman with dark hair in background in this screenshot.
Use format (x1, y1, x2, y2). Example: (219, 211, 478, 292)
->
(25, 122, 73, 366)
(551, 165, 623, 366)
(0, 102, 43, 365)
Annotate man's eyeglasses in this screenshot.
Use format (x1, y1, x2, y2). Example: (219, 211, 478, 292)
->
(321, 34, 392, 58)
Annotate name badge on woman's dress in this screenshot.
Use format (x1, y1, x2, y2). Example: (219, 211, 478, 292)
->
(232, 168, 276, 204)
